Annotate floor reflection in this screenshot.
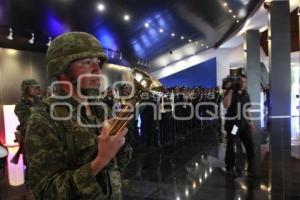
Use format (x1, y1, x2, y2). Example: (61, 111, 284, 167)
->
(122, 126, 272, 200)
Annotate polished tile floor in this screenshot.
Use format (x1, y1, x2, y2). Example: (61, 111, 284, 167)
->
(122, 127, 269, 200)
(1, 118, 300, 200)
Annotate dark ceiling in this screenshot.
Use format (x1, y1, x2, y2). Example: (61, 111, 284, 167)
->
(0, 0, 262, 66)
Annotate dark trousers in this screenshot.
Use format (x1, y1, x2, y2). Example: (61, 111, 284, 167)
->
(225, 122, 254, 172)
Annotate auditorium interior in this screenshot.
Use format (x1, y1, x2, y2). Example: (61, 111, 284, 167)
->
(0, 0, 300, 199)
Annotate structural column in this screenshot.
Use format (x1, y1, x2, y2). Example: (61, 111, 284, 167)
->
(269, 0, 291, 117)
(245, 29, 261, 174)
(268, 1, 291, 199)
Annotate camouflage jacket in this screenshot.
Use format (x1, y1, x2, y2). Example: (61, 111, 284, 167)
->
(14, 98, 39, 133)
(25, 96, 131, 200)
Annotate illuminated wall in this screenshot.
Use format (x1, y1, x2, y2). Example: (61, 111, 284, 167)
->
(3, 105, 25, 186)
(159, 58, 217, 87)
(0, 48, 47, 143)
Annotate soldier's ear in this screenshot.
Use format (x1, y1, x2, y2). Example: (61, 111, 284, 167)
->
(56, 74, 74, 93)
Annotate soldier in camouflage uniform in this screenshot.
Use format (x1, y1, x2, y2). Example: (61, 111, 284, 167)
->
(15, 79, 40, 126)
(12, 79, 40, 164)
(24, 32, 129, 200)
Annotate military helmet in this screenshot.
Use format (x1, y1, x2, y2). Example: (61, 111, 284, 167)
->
(21, 79, 39, 92)
(46, 32, 108, 78)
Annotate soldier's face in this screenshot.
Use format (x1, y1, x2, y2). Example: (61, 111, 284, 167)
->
(27, 86, 38, 97)
(68, 57, 103, 89)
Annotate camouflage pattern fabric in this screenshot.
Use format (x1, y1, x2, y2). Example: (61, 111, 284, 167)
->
(21, 79, 39, 94)
(25, 96, 128, 200)
(15, 99, 33, 126)
(15, 98, 40, 133)
(46, 32, 108, 78)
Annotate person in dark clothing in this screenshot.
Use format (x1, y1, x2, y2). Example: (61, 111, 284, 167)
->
(140, 95, 160, 147)
(223, 75, 255, 177)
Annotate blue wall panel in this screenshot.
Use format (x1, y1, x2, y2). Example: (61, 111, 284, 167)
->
(159, 58, 217, 87)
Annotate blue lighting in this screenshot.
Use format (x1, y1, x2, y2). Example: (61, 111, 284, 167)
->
(157, 17, 167, 28)
(160, 58, 217, 87)
(94, 27, 118, 50)
(132, 41, 144, 57)
(130, 11, 181, 59)
(44, 11, 70, 37)
(140, 34, 151, 47)
(148, 28, 159, 41)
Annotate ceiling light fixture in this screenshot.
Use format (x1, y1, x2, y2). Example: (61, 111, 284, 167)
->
(28, 33, 35, 44)
(144, 23, 149, 28)
(229, 9, 232, 13)
(233, 15, 236, 18)
(124, 14, 130, 21)
(97, 3, 105, 11)
(188, 39, 192, 42)
(236, 20, 240, 23)
(7, 28, 13, 40)
(223, 2, 228, 7)
(181, 36, 184, 40)
(159, 29, 164, 33)
(171, 33, 175, 37)
(46, 36, 52, 47)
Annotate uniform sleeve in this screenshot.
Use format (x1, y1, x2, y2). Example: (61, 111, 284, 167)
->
(116, 144, 133, 172)
(14, 101, 31, 125)
(25, 114, 106, 200)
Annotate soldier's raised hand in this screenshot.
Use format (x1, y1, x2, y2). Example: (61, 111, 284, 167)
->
(90, 120, 128, 175)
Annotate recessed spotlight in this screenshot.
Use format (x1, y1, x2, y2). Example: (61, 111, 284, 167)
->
(233, 15, 236, 18)
(159, 29, 164, 33)
(195, 42, 199, 45)
(144, 23, 149, 28)
(97, 3, 105, 11)
(181, 36, 184, 40)
(236, 20, 240, 23)
(124, 14, 130, 21)
(206, 46, 209, 48)
(28, 33, 35, 44)
(201, 43, 204, 46)
(7, 28, 13, 40)
(171, 33, 175, 37)
(188, 39, 192, 42)
(229, 9, 232, 13)
(46, 36, 52, 47)
(223, 2, 228, 7)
